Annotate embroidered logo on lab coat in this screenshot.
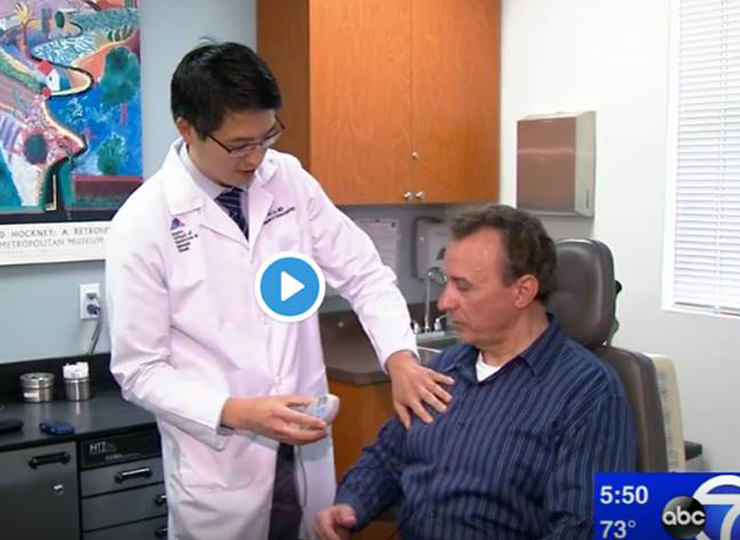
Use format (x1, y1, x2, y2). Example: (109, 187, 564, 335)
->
(170, 218, 198, 253)
(263, 205, 296, 226)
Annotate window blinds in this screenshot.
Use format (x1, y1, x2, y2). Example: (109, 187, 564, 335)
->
(669, 0, 740, 315)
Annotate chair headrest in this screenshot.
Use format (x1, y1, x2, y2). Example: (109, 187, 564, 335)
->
(547, 239, 616, 349)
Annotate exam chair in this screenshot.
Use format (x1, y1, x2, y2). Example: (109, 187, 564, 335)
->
(547, 238, 669, 471)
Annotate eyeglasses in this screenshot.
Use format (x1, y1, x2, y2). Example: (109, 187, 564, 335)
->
(207, 118, 285, 159)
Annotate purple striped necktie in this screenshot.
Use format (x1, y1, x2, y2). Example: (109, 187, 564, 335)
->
(216, 187, 248, 239)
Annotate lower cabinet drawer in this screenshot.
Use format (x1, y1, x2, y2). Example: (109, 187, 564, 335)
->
(82, 482, 167, 531)
(83, 516, 168, 540)
(81, 457, 164, 496)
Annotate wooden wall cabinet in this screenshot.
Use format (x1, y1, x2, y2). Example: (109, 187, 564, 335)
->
(258, 0, 500, 205)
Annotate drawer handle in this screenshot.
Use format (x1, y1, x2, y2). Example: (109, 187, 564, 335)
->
(154, 493, 167, 506)
(115, 466, 153, 483)
(155, 525, 168, 538)
(28, 451, 71, 469)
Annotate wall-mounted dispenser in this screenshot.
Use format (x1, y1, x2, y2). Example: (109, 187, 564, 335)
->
(414, 217, 449, 279)
(516, 111, 595, 217)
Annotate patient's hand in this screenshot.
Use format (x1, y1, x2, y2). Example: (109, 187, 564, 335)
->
(315, 504, 356, 540)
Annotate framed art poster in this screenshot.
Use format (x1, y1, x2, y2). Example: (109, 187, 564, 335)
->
(0, 0, 141, 264)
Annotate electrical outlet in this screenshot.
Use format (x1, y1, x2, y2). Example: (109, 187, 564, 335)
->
(79, 283, 101, 320)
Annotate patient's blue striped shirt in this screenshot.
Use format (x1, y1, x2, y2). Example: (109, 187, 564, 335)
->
(335, 318, 637, 540)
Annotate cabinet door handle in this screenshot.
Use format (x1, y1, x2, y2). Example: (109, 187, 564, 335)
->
(115, 466, 152, 483)
(415, 191, 426, 200)
(411, 151, 420, 160)
(28, 451, 71, 469)
(403, 191, 413, 200)
(154, 493, 167, 506)
(154, 526, 168, 538)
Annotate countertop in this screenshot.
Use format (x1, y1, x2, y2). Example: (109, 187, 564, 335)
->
(320, 311, 390, 385)
(0, 324, 383, 456)
(319, 305, 446, 385)
(0, 306, 439, 453)
(323, 334, 389, 385)
(0, 389, 155, 453)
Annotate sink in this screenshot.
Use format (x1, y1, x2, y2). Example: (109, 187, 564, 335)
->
(417, 346, 441, 366)
(415, 330, 461, 350)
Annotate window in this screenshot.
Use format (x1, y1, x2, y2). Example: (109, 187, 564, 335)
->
(665, 0, 740, 316)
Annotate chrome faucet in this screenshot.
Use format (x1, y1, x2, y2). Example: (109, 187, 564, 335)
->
(433, 313, 447, 332)
(423, 266, 446, 333)
(410, 319, 421, 335)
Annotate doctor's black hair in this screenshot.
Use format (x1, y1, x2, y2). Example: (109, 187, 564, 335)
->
(170, 40, 282, 138)
(450, 204, 556, 302)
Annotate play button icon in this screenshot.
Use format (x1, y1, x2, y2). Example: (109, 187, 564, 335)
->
(255, 251, 326, 322)
(281, 271, 305, 301)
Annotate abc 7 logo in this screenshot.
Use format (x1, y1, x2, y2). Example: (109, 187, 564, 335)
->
(662, 475, 740, 540)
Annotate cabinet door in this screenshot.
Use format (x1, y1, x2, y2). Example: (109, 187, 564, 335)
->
(0, 442, 79, 540)
(82, 482, 167, 531)
(328, 379, 395, 481)
(83, 516, 168, 540)
(329, 380, 401, 540)
(309, 0, 414, 204)
(258, 0, 311, 168)
(411, 0, 500, 203)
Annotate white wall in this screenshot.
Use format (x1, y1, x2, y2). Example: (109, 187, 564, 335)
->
(139, 0, 256, 175)
(502, 0, 740, 469)
(0, 0, 257, 364)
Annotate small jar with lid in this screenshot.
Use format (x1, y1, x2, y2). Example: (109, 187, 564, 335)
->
(20, 372, 55, 402)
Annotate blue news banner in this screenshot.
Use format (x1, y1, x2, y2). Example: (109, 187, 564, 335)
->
(595, 473, 740, 540)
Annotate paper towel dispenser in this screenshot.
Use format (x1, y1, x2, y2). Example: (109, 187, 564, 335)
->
(516, 111, 595, 217)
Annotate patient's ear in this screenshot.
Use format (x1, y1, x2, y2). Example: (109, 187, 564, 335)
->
(513, 274, 540, 309)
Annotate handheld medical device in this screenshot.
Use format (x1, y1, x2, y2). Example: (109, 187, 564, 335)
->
(294, 394, 340, 424)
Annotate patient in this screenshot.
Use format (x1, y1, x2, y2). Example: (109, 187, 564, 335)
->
(316, 204, 637, 540)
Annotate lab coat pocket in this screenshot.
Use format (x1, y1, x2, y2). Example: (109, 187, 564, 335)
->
(178, 449, 260, 492)
(177, 423, 267, 490)
(171, 481, 271, 540)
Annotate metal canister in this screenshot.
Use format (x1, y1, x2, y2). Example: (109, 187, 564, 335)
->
(20, 372, 55, 403)
(65, 377, 91, 401)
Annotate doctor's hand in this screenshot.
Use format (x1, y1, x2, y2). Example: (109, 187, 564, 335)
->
(314, 504, 356, 540)
(386, 350, 454, 429)
(220, 395, 328, 445)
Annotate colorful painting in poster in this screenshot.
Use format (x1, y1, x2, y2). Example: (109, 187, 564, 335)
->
(0, 0, 141, 225)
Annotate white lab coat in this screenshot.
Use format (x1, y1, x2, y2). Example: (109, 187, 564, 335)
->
(106, 140, 416, 540)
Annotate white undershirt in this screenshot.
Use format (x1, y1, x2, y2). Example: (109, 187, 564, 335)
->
(476, 352, 502, 381)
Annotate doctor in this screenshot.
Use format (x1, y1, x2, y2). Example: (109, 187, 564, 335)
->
(105, 41, 453, 540)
